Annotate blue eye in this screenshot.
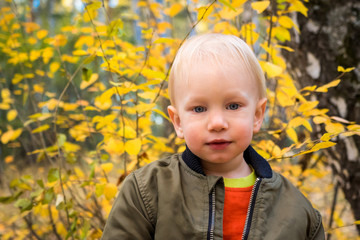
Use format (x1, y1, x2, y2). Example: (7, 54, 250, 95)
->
(227, 103, 239, 110)
(193, 106, 206, 113)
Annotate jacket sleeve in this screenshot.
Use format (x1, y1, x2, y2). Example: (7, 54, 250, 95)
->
(101, 172, 155, 240)
(310, 209, 325, 240)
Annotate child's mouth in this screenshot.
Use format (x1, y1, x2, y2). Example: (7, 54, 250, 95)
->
(206, 140, 231, 150)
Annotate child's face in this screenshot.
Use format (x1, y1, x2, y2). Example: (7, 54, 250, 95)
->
(168, 61, 266, 170)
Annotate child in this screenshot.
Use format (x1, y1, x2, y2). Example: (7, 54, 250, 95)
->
(101, 33, 325, 240)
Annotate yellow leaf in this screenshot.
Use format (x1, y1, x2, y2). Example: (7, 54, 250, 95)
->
(325, 122, 345, 134)
(152, 108, 171, 122)
(276, 89, 294, 107)
(1, 88, 11, 99)
(197, 5, 214, 21)
(86, 1, 102, 10)
(302, 120, 312, 132)
(153, 38, 176, 44)
(315, 79, 341, 92)
(37, 29, 48, 39)
(300, 85, 317, 92)
(53, 34, 67, 47)
(23, 22, 40, 33)
(34, 84, 44, 94)
(103, 138, 124, 155)
(272, 26, 291, 42)
(135, 103, 156, 114)
(288, 0, 308, 17)
(337, 66, 355, 73)
(157, 22, 172, 34)
(30, 50, 41, 61)
(276, 44, 294, 52)
(165, 3, 183, 17)
(311, 141, 336, 151)
(298, 101, 319, 112)
(101, 163, 113, 174)
(218, 6, 243, 20)
(313, 116, 328, 124)
(80, 73, 99, 90)
(104, 183, 117, 200)
(73, 50, 88, 56)
(125, 138, 142, 156)
(63, 142, 81, 152)
(36, 69, 45, 76)
(289, 116, 305, 128)
(1, 130, 13, 144)
(278, 16, 294, 29)
(11, 129, 22, 141)
(354, 220, 360, 225)
(260, 61, 283, 78)
(74, 167, 84, 178)
(84, 8, 98, 22)
(138, 91, 157, 100)
(7, 109, 17, 121)
(42, 47, 54, 64)
(320, 133, 333, 142)
(32, 124, 50, 133)
(251, 1, 269, 13)
(50, 62, 60, 73)
(24, 73, 35, 79)
(119, 126, 137, 139)
(347, 124, 360, 131)
(232, 0, 247, 8)
(5, 155, 14, 163)
(1, 128, 22, 144)
(286, 128, 298, 143)
(12, 73, 23, 84)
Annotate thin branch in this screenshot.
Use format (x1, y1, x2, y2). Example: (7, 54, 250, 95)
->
(24, 215, 42, 240)
(327, 182, 340, 240)
(48, 204, 62, 240)
(152, 0, 217, 104)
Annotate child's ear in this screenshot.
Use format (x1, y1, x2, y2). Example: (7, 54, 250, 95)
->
(253, 98, 267, 133)
(167, 105, 184, 139)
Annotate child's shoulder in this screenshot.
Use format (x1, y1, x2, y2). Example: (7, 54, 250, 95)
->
(265, 171, 317, 209)
(130, 153, 182, 179)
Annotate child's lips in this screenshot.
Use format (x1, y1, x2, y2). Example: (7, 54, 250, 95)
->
(206, 139, 232, 150)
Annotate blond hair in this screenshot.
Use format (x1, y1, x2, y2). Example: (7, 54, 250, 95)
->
(168, 33, 266, 105)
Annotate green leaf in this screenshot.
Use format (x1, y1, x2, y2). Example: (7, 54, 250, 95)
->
(57, 133, 66, 147)
(43, 187, 55, 204)
(218, 0, 236, 11)
(83, 54, 96, 64)
(48, 168, 59, 183)
(30, 189, 44, 198)
(15, 198, 33, 212)
(82, 67, 92, 82)
(89, 163, 95, 179)
(86, 2, 102, 11)
(0, 191, 23, 204)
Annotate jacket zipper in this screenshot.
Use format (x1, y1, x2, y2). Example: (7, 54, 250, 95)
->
(207, 188, 216, 240)
(241, 178, 262, 240)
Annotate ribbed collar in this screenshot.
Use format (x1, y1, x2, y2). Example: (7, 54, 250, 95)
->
(181, 145, 273, 178)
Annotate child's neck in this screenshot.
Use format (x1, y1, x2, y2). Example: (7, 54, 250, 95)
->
(202, 157, 252, 179)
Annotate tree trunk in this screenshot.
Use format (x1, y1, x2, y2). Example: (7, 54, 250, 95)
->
(284, 0, 360, 234)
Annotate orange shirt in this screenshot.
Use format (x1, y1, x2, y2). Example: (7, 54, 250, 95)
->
(223, 171, 256, 239)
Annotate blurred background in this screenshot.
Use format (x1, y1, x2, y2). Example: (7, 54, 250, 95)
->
(0, 0, 359, 239)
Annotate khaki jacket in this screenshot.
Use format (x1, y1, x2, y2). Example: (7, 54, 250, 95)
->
(101, 146, 325, 240)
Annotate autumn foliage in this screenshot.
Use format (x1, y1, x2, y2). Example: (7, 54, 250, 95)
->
(0, 0, 359, 239)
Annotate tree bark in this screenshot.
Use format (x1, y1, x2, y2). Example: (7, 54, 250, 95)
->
(283, 0, 360, 234)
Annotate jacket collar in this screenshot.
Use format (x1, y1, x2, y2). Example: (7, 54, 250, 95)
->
(182, 145, 273, 178)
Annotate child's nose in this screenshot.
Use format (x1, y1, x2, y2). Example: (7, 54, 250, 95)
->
(207, 111, 228, 132)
